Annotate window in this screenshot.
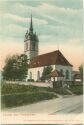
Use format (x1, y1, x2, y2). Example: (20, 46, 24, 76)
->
(37, 71, 40, 80)
(30, 72, 32, 79)
(32, 42, 35, 51)
(60, 69, 63, 75)
(66, 70, 69, 79)
(26, 42, 28, 51)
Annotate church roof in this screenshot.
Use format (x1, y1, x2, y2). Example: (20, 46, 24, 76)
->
(28, 50, 73, 68)
(47, 70, 64, 77)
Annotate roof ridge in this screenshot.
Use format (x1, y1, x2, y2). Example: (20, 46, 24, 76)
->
(29, 50, 72, 68)
(35, 50, 59, 57)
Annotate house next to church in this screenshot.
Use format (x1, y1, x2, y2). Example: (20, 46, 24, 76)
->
(24, 15, 73, 82)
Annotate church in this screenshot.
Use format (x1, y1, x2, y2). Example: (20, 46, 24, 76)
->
(24, 15, 73, 82)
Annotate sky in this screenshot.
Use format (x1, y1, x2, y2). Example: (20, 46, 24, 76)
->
(0, 0, 83, 70)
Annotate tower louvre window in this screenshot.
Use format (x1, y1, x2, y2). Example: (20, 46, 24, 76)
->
(32, 42, 35, 51)
(66, 70, 69, 79)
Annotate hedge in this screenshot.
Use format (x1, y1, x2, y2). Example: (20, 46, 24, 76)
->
(1, 92, 57, 108)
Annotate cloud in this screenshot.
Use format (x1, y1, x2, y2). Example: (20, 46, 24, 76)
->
(0, 1, 82, 38)
(3, 13, 27, 23)
(45, 0, 82, 9)
(2, 13, 48, 25)
(14, 2, 82, 17)
(41, 3, 81, 14)
(11, 2, 82, 35)
(39, 33, 82, 46)
(0, 13, 48, 38)
(0, 23, 27, 38)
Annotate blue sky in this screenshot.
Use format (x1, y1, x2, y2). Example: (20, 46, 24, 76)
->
(0, 0, 83, 70)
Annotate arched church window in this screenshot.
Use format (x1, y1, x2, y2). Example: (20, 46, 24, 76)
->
(37, 71, 40, 80)
(66, 70, 69, 79)
(30, 72, 32, 79)
(60, 69, 63, 75)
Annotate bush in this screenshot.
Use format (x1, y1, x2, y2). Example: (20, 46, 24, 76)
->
(1, 81, 58, 109)
(69, 85, 83, 95)
(1, 92, 57, 108)
(2, 54, 28, 81)
(27, 79, 34, 82)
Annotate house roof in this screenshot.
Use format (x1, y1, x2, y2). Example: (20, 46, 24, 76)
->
(47, 70, 64, 78)
(28, 50, 73, 68)
(73, 71, 80, 75)
(74, 74, 81, 79)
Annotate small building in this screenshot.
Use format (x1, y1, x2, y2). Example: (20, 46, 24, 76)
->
(47, 69, 64, 82)
(73, 71, 81, 82)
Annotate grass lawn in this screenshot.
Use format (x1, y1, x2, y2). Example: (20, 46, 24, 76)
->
(1, 81, 57, 109)
(69, 84, 83, 95)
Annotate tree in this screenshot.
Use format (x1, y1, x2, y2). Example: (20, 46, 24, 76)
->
(2, 54, 28, 81)
(41, 66, 53, 81)
(79, 64, 83, 81)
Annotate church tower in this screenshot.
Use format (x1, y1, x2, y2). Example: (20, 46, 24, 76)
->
(24, 15, 39, 62)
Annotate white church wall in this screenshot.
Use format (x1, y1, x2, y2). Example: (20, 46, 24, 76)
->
(28, 67, 44, 81)
(28, 65, 54, 81)
(27, 65, 73, 81)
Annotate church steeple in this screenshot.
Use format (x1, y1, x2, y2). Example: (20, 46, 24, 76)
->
(29, 14, 33, 34)
(24, 14, 39, 61)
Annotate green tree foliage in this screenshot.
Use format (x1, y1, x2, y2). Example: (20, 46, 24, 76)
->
(2, 54, 28, 81)
(41, 66, 53, 81)
(79, 64, 83, 81)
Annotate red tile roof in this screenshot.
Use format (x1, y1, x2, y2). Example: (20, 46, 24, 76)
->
(48, 70, 64, 77)
(28, 50, 73, 68)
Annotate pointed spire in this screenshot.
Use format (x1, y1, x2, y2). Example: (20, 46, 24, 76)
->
(29, 14, 33, 34)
